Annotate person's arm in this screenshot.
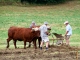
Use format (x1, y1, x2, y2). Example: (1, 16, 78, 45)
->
(65, 31, 69, 36)
(65, 26, 69, 36)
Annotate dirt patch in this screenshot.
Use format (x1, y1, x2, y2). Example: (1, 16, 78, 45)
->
(0, 45, 80, 60)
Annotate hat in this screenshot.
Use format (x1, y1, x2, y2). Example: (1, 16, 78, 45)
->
(44, 22, 48, 25)
(32, 21, 35, 23)
(64, 21, 69, 24)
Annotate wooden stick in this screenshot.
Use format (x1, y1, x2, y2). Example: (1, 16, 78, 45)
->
(76, 49, 78, 60)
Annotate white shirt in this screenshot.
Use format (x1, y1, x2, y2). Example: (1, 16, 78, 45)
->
(39, 24, 48, 37)
(66, 24, 72, 35)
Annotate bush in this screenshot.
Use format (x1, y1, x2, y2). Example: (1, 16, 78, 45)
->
(26, 0, 67, 4)
(0, 0, 68, 5)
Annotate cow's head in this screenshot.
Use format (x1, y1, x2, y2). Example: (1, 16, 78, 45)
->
(32, 27, 39, 31)
(31, 25, 51, 36)
(31, 26, 40, 32)
(31, 26, 40, 37)
(32, 26, 51, 31)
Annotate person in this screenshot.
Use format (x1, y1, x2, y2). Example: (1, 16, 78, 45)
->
(30, 21, 36, 28)
(39, 22, 50, 50)
(64, 21, 72, 46)
(28, 21, 36, 47)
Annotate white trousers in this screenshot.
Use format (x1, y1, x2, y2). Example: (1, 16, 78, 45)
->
(41, 36, 49, 42)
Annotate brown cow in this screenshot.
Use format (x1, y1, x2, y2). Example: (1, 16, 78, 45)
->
(6, 26, 40, 49)
(28, 26, 41, 48)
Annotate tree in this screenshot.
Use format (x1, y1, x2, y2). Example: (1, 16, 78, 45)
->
(22, 0, 67, 4)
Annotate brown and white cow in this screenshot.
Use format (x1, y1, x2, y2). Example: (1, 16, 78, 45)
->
(6, 26, 41, 49)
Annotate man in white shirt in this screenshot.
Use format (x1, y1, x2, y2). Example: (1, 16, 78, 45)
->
(39, 22, 49, 50)
(64, 21, 72, 45)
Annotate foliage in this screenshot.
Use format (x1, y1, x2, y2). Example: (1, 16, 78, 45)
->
(25, 0, 67, 4)
(0, 0, 68, 5)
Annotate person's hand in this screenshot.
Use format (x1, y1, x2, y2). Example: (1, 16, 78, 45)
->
(45, 32, 49, 35)
(65, 34, 67, 36)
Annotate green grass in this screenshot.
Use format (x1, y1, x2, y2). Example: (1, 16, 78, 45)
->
(0, 1, 80, 48)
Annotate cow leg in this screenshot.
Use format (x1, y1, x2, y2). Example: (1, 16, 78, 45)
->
(33, 40, 37, 49)
(28, 42, 31, 48)
(6, 38, 12, 48)
(13, 40, 17, 49)
(38, 37, 41, 48)
(24, 41, 26, 49)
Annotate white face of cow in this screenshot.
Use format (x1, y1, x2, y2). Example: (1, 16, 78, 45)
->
(31, 27, 40, 37)
(32, 26, 51, 32)
(32, 27, 39, 31)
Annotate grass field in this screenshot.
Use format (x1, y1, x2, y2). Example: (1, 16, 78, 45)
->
(0, 0, 80, 49)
